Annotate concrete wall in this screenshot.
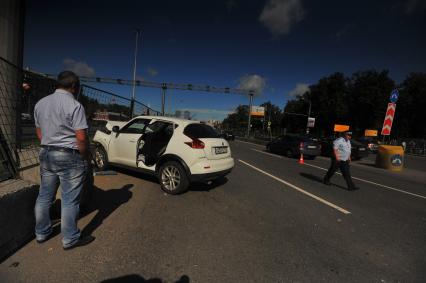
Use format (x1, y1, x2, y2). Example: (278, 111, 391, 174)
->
(0, 180, 38, 262)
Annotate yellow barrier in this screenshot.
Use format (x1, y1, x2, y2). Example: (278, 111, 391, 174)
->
(375, 145, 404, 171)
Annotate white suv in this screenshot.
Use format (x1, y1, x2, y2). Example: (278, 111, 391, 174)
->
(92, 116, 234, 194)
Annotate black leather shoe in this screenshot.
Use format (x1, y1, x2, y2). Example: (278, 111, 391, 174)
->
(63, 235, 95, 250)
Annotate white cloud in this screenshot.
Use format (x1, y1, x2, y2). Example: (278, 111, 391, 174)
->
(288, 83, 309, 97)
(63, 59, 95, 77)
(259, 0, 305, 37)
(147, 67, 159, 77)
(238, 74, 266, 95)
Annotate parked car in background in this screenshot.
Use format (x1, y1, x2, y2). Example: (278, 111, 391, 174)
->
(320, 137, 369, 160)
(266, 134, 321, 159)
(93, 116, 234, 194)
(357, 137, 379, 153)
(219, 130, 235, 141)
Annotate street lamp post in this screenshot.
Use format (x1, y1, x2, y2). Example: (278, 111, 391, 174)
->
(306, 99, 311, 134)
(247, 93, 253, 137)
(131, 29, 141, 118)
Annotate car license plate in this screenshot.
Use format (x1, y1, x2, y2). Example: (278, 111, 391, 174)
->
(307, 145, 317, 149)
(214, 147, 228, 154)
(359, 148, 366, 151)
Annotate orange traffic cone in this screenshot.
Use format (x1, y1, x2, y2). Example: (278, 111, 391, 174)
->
(299, 153, 304, 164)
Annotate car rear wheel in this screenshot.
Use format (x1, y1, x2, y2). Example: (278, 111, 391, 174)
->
(159, 161, 189, 195)
(94, 146, 108, 171)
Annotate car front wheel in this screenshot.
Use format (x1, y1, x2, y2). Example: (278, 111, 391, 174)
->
(159, 161, 189, 195)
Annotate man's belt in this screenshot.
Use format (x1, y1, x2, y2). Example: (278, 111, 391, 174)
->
(41, 145, 80, 153)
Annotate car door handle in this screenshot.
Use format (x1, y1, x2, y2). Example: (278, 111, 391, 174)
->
(129, 140, 136, 143)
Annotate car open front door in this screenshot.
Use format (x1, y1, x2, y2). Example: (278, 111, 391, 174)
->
(137, 120, 175, 169)
(108, 118, 150, 167)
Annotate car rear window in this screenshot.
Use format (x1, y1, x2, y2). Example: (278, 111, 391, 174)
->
(184, 124, 219, 138)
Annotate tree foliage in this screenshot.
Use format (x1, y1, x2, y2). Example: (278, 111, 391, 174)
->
(222, 70, 426, 138)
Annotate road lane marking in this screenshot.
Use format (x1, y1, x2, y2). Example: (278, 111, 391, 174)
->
(238, 159, 351, 215)
(234, 140, 265, 147)
(303, 162, 426, 200)
(250, 148, 283, 158)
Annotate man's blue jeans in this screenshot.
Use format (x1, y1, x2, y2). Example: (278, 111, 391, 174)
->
(35, 147, 88, 248)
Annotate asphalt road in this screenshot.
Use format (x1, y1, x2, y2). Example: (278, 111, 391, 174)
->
(1, 140, 425, 282)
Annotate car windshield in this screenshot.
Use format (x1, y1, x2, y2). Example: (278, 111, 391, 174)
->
(184, 123, 219, 139)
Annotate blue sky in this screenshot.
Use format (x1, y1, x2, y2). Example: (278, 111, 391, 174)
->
(24, 0, 426, 121)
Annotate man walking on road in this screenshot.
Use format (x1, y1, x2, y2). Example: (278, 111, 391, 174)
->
(34, 71, 95, 250)
(323, 131, 359, 191)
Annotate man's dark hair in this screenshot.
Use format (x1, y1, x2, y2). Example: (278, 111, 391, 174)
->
(57, 71, 80, 89)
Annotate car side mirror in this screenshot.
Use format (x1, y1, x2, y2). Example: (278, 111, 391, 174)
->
(112, 126, 119, 133)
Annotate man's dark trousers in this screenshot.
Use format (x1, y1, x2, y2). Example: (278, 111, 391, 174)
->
(324, 158, 355, 189)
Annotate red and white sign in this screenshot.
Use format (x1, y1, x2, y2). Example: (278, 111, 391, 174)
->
(381, 103, 396, 136)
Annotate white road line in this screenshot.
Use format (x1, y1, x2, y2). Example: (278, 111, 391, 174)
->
(234, 139, 265, 147)
(250, 148, 283, 158)
(238, 159, 351, 215)
(303, 162, 426, 200)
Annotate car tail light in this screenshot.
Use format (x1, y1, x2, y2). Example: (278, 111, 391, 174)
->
(185, 138, 205, 149)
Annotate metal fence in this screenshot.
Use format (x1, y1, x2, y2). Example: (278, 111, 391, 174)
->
(0, 56, 160, 179)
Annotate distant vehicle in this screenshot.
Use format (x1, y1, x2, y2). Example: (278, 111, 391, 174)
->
(219, 130, 235, 141)
(357, 137, 379, 153)
(93, 116, 234, 194)
(266, 134, 321, 159)
(320, 137, 369, 160)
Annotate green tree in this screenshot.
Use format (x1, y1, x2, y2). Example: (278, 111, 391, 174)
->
(222, 105, 249, 130)
(309, 72, 349, 136)
(260, 101, 283, 132)
(393, 73, 426, 138)
(347, 70, 395, 135)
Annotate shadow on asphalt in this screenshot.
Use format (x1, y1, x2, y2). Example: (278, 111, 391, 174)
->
(109, 165, 227, 193)
(190, 176, 228, 192)
(80, 184, 134, 237)
(299, 172, 348, 191)
(50, 183, 134, 237)
(100, 274, 190, 283)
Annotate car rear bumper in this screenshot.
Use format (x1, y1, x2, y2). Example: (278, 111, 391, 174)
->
(190, 168, 233, 182)
(189, 157, 234, 182)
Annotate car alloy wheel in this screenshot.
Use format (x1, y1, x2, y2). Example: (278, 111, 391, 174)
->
(161, 165, 181, 191)
(159, 161, 189, 194)
(94, 147, 108, 170)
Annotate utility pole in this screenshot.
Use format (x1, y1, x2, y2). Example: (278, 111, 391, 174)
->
(131, 29, 140, 118)
(306, 100, 312, 134)
(161, 84, 166, 116)
(247, 93, 253, 137)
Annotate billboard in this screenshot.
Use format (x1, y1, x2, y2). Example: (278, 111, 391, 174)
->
(250, 106, 265, 117)
(334, 124, 350, 132)
(364, 129, 378, 137)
